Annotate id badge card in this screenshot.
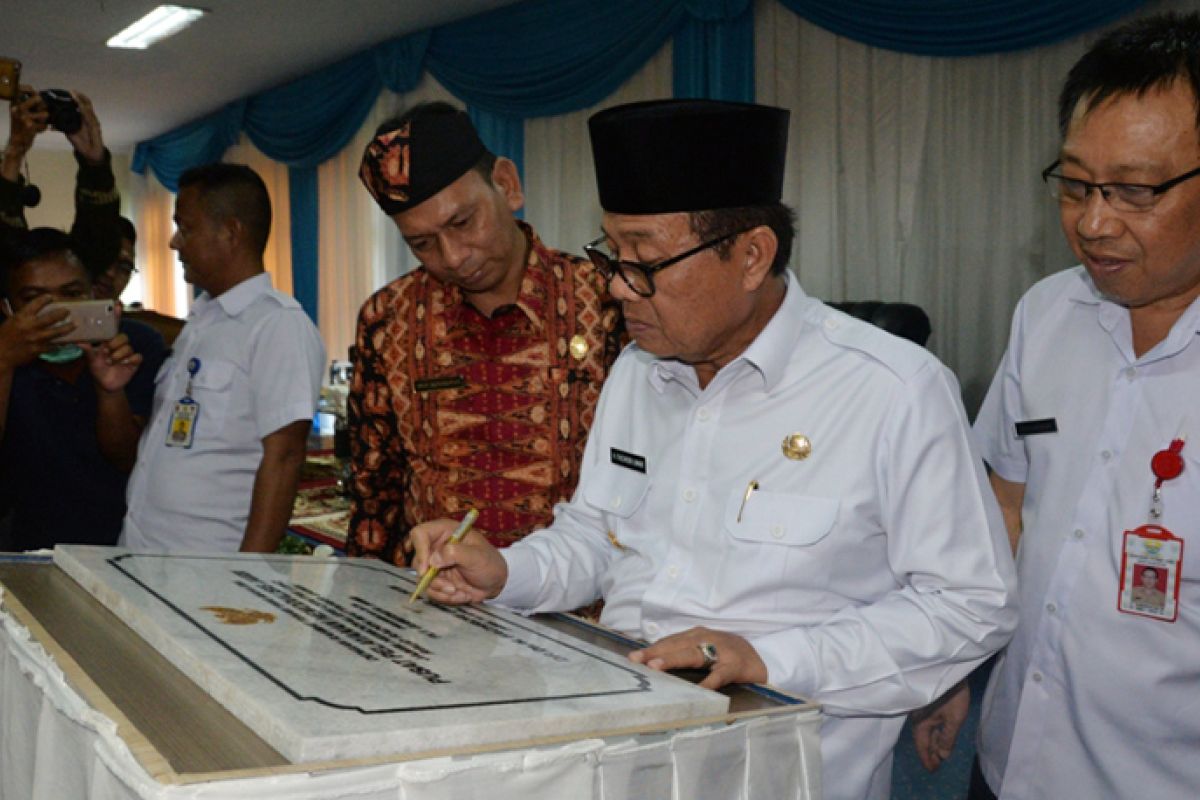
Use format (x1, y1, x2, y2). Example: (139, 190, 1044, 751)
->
(1118, 524, 1184, 622)
(166, 397, 200, 448)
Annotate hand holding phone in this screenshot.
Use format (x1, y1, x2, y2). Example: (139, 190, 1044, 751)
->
(0, 296, 69, 368)
(84, 327, 143, 395)
(43, 299, 118, 343)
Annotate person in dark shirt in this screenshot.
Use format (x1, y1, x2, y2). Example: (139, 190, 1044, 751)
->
(0, 228, 166, 550)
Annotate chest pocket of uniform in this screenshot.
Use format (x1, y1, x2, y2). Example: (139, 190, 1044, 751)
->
(583, 462, 651, 524)
(187, 359, 237, 422)
(715, 488, 840, 601)
(723, 488, 838, 546)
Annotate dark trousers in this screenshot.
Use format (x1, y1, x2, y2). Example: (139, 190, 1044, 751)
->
(968, 756, 999, 800)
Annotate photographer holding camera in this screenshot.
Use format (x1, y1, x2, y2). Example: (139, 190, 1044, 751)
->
(1, 84, 123, 282)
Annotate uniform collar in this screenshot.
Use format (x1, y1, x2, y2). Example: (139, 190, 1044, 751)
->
(192, 272, 273, 319)
(1066, 265, 1104, 307)
(1068, 265, 1200, 359)
(648, 271, 804, 394)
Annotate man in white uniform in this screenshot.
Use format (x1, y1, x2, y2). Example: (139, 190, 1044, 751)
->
(411, 99, 1017, 800)
(120, 163, 325, 553)
(912, 12, 1200, 800)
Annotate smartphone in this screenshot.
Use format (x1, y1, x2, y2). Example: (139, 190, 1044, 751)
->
(0, 57, 20, 102)
(44, 299, 118, 343)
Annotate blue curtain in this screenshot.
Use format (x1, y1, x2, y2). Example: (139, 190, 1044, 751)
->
(287, 167, 319, 326)
(131, 102, 244, 192)
(468, 107, 525, 219)
(674, 0, 755, 102)
(131, 0, 1148, 323)
(776, 0, 1149, 56)
(243, 55, 383, 169)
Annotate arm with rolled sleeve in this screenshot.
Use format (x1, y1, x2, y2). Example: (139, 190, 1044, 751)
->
(750, 362, 1018, 715)
(240, 307, 325, 552)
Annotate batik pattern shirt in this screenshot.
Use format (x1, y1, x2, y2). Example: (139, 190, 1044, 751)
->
(347, 222, 622, 564)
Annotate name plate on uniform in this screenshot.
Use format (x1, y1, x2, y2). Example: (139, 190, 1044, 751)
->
(52, 546, 728, 764)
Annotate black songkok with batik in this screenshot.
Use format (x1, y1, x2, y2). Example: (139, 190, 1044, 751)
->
(359, 103, 489, 215)
(588, 99, 790, 214)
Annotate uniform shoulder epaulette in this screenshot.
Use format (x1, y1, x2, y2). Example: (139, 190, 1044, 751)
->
(814, 307, 931, 382)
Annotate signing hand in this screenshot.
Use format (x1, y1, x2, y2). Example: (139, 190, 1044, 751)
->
(911, 679, 970, 772)
(407, 518, 508, 604)
(630, 626, 768, 691)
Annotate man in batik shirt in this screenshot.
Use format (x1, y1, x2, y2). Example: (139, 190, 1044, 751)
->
(350, 102, 622, 565)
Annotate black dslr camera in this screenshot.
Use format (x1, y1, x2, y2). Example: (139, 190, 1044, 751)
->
(31, 89, 83, 135)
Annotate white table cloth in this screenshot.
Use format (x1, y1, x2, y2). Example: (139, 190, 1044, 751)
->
(0, 602, 821, 800)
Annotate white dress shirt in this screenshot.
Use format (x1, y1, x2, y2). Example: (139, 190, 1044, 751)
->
(974, 267, 1200, 800)
(497, 274, 1017, 800)
(121, 273, 325, 553)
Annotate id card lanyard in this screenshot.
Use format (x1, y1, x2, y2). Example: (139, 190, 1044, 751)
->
(1118, 438, 1186, 622)
(166, 357, 202, 449)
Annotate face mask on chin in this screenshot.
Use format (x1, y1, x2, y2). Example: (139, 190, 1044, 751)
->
(39, 343, 84, 364)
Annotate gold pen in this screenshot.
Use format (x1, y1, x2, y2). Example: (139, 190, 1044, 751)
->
(737, 480, 759, 523)
(408, 509, 479, 604)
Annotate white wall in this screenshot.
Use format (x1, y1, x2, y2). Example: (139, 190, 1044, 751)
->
(22, 148, 133, 229)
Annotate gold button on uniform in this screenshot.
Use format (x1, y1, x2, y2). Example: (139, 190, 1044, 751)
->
(782, 433, 812, 460)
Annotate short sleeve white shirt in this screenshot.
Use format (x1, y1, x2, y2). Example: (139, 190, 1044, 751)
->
(121, 273, 325, 553)
(497, 273, 1017, 800)
(974, 267, 1200, 799)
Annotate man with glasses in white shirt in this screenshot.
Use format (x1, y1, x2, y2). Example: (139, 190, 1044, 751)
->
(913, 12, 1200, 800)
(410, 98, 1017, 800)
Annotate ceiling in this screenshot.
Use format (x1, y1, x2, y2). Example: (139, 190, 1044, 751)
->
(1, 0, 523, 152)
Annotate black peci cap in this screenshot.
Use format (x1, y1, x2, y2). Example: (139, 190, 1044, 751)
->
(588, 99, 789, 214)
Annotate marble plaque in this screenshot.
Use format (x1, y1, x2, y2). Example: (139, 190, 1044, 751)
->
(53, 546, 729, 763)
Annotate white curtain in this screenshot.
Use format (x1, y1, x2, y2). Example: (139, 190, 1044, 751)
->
(127, 169, 186, 318)
(754, 0, 1080, 407)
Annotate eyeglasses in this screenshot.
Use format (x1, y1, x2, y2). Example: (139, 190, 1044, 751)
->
(1041, 160, 1200, 212)
(584, 230, 747, 298)
(113, 258, 138, 275)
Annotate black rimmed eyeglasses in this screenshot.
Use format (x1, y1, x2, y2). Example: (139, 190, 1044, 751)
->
(583, 230, 749, 298)
(1041, 160, 1200, 212)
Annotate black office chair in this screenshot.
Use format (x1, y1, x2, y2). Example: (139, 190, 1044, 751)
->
(827, 301, 932, 347)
